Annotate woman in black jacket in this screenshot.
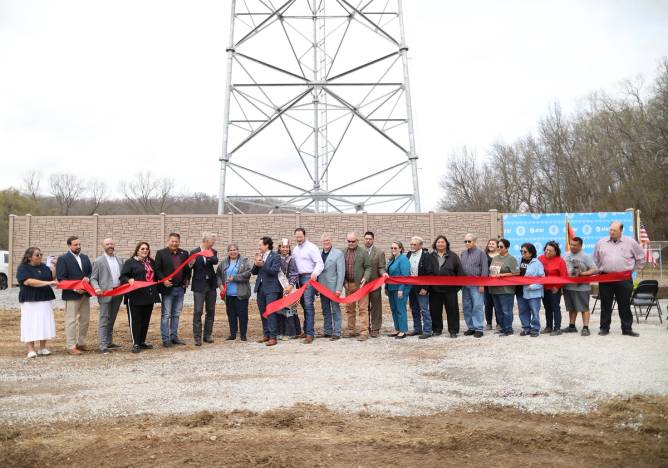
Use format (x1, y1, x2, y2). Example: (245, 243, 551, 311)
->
(427, 235, 464, 338)
(121, 241, 160, 353)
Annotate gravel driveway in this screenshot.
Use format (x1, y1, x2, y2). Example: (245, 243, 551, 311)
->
(2, 302, 667, 425)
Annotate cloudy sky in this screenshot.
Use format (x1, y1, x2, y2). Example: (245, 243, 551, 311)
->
(1, 0, 666, 211)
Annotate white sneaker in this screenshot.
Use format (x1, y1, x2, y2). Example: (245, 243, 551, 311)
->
(27, 351, 37, 358)
(38, 348, 51, 356)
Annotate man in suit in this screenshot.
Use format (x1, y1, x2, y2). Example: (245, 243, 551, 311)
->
(90, 238, 124, 354)
(155, 233, 191, 348)
(318, 232, 345, 340)
(190, 232, 219, 346)
(56, 236, 93, 355)
(364, 231, 386, 338)
(252, 236, 282, 346)
(344, 232, 372, 341)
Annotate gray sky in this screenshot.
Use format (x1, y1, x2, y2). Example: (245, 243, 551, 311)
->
(1, 0, 667, 211)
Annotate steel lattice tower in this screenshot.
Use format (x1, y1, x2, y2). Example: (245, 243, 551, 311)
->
(218, 0, 420, 214)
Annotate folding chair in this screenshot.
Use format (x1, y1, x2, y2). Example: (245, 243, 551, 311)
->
(631, 280, 663, 324)
(591, 293, 615, 315)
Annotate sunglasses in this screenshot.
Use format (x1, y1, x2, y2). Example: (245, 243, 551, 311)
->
(498, 245, 506, 249)
(521, 250, 528, 253)
(391, 247, 400, 250)
(464, 240, 472, 243)
(347, 240, 357, 243)
(34, 253, 42, 257)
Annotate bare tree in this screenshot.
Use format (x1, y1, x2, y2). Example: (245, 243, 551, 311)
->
(120, 172, 176, 214)
(22, 170, 42, 200)
(86, 179, 108, 215)
(49, 173, 85, 215)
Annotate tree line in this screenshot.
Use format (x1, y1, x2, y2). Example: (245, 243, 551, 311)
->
(439, 58, 668, 239)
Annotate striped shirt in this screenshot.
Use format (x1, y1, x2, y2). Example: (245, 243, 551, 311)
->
(459, 246, 489, 277)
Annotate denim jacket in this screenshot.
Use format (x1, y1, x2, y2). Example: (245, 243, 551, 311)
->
(522, 257, 545, 299)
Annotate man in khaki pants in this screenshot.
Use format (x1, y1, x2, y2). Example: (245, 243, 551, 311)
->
(56, 236, 92, 355)
(343, 232, 371, 341)
(364, 231, 386, 337)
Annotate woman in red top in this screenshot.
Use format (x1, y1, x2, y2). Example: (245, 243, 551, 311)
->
(538, 240, 569, 335)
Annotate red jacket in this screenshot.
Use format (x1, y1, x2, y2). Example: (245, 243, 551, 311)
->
(538, 254, 568, 289)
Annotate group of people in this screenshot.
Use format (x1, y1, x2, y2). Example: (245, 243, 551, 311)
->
(16, 221, 646, 357)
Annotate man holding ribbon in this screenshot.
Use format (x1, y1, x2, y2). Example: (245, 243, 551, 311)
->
(190, 232, 219, 346)
(90, 238, 124, 353)
(593, 221, 645, 337)
(292, 228, 324, 344)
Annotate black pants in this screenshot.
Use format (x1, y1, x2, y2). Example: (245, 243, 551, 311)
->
(127, 301, 153, 346)
(224, 295, 248, 338)
(484, 287, 498, 325)
(599, 279, 633, 331)
(430, 291, 459, 334)
(193, 288, 217, 339)
(542, 289, 562, 330)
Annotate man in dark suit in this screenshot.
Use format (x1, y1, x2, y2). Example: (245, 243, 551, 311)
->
(155, 233, 192, 347)
(252, 236, 282, 346)
(56, 236, 92, 355)
(364, 231, 386, 337)
(190, 232, 218, 346)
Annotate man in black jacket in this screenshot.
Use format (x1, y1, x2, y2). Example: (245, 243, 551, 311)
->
(406, 236, 432, 339)
(56, 236, 92, 355)
(190, 232, 219, 346)
(155, 233, 192, 347)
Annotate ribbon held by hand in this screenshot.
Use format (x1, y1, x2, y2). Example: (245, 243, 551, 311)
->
(57, 249, 214, 297)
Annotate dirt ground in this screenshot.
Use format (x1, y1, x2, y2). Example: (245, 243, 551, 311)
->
(1, 305, 667, 467)
(1, 397, 666, 467)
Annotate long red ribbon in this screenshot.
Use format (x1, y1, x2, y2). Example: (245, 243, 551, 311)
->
(57, 249, 214, 297)
(262, 271, 632, 318)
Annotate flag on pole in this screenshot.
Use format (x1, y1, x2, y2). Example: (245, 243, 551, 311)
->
(564, 215, 576, 251)
(639, 223, 657, 266)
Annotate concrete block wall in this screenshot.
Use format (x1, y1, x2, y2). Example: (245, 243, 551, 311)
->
(7, 211, 502, 286)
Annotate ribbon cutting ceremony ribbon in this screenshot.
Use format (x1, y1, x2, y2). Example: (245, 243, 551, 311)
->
(262, 271, 632, 318)
(57, 249, 214, 297)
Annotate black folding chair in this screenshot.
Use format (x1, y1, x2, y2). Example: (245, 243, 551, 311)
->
(631, 280, 663, 324)
(591, 294, 615, 315)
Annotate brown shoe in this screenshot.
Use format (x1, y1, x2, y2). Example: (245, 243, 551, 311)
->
(357, 334, 368, 342)
(369, 331, 380, 338)
(297, 332, 307, 339)
(265, 339, 277, 346)
(76, 345, 90, 351)
(303, 336, 314, 344)
(344, 332, 359, 338)
(257, 336, 270, 343)
(67, 347, 82, 355)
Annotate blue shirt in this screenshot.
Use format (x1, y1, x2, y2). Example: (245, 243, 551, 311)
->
(225, 260, 240, 297)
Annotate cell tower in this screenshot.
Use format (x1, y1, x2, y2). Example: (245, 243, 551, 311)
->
(218, 0, 420, 214)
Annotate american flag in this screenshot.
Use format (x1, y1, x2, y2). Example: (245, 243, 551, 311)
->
(639, 223, 657, 266)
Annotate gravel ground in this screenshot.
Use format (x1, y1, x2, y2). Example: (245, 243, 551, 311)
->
(2, 298, 667, 425)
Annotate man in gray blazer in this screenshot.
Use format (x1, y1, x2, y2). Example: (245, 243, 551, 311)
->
(91, 238, 124, 353)
(318, 233, 345, 340)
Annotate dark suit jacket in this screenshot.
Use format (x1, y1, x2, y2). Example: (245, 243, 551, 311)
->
(406, 248, 430, 292)
(154, 247, 192, 294)
(56, 251, 92, 301)
(190, 247, 219, 292)
(251, 251, 282, 294)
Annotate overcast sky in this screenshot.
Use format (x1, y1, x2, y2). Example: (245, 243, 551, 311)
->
(1, 0, 667, 211)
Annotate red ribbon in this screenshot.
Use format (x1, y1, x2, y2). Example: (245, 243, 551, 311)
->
(262, 271, 632, 318)
(57, 249, 214, 297)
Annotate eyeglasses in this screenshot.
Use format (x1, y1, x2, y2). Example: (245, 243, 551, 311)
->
(139, 247, 149, 251)
(464, 240, 472, 243)
(497, 245, 506, 249)
(391, 247, 400, 250)
(521, 250, 528, 253)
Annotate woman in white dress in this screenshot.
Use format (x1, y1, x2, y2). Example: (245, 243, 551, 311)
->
(16, 247, 57, 358)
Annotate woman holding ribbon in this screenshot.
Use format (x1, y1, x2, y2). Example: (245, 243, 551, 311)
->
(16, 247, 58, 358)
(426, 235, 464, 338)
(484, 239, 499, 330)
(517, 243, 544, 337)
(276, 238, 301, 340)
(120, 241, 160, 353)
(217, 243, 252, 342)
(384, 241, 411, 339)
(539, 240, 569, 336)
(488, 238, 518, 336)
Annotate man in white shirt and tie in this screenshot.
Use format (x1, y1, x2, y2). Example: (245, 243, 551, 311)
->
(292, 228, 324, 343)
(91, 238, 124, 353)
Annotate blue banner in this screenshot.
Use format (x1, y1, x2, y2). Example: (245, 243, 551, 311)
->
(502, 211, 635, 259)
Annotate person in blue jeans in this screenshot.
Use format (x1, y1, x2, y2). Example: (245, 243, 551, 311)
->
(460, 234, 489, 338)
(384, 241, 411, 339)
(154, 233, 192, 348)
(407, 236, 432, 339)
(518, 243, 544, 337)
(488, 238, 519, 336)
